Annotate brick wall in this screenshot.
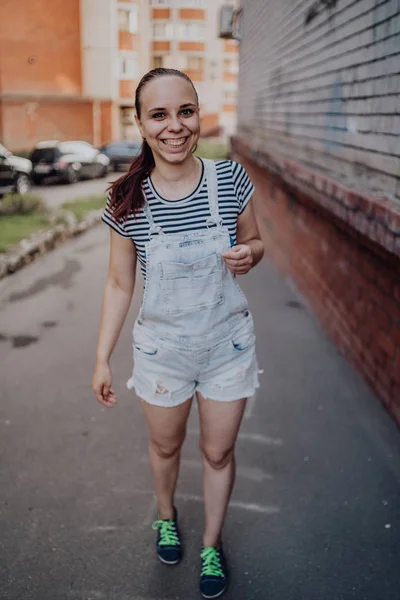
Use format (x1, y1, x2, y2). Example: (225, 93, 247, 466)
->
(0, 100, 95, 151)
(234, 0, 400, 421)
(0, 0, 82, 96)
(238, 0, 400, 199)
(232, 137, 400, 421)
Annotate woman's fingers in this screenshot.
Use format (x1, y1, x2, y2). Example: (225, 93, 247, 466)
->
(222, 244, 253, 274)
(94, 383, 117, 407)
(221, 245, 250, 261)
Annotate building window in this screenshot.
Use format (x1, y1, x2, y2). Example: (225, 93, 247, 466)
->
(152, 55, 165, 69)
(187, 56, 204, 70)
(118, 8, 138, 33)
(224, 89, 237, 100)
(176, 22, 205, 40)
(224, 58, 239, 75)
(152, 22, 174, 39)
(120, 55, 138, 79)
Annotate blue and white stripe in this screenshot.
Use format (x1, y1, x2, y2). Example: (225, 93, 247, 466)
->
(102, 159, 255, 279)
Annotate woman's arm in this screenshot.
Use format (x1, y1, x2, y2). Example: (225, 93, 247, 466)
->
(222, 198, 264, 275)
(96, 229, 137, 364)
(92, 229, 136, 406)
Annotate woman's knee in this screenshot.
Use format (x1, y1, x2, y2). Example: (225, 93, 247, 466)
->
(150, 437, 184, 460)
(200, 444, 235, 470)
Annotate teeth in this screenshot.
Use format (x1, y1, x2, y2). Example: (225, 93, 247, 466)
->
(163, 138, 186, 147)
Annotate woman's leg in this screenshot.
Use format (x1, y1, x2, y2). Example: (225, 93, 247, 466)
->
(197, 393, 247, 548)
(140, 397, 193, 520)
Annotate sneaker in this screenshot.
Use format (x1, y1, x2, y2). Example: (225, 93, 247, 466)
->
(152, 507, 182, 565)
(200, 546, 227, 599)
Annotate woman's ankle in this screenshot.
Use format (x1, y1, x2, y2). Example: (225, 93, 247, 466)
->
(157, 505, 175, 520)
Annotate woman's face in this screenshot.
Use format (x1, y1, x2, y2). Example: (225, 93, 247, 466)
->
(136, 76, 200, 165)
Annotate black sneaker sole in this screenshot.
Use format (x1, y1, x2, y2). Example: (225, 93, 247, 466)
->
(200, 584, 227, 599)
(156, 553, 181, 566)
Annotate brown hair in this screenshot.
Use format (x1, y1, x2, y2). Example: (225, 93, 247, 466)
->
(107, 68, 199, 223)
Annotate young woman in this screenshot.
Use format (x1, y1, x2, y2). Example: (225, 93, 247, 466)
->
(92, 68, 264, 599)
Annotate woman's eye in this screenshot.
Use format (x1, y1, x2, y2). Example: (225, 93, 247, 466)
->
(152, 112, 165, 119)
(181, 109, 194, 116)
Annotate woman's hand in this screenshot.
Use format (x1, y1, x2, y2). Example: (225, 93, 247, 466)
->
(222, 244, 253, 275)
(92, 362, 117, 408)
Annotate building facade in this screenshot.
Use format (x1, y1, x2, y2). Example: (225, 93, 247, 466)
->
(0, 0, 238, 151)
(231, 0, 400, 422)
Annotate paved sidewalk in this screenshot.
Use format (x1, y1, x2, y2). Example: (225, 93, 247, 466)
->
(0, 224, 400, 600)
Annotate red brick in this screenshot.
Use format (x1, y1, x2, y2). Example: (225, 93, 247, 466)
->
(360, 259, 376, 281)
(378, 332, 396, 359)
(372, 202, 389, 225)
(394, 283, 400, 303)
(374, 306, 392, 332)
(377, 271, 394, 296)
(358, 196, 374, 217)
(391, 325, 400, 348)
(386, 209, 400, 235)
(376, 223, 387, 245)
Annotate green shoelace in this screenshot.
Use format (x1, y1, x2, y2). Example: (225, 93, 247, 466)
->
(152, 519, 180, 547)
(200, 547, 224, 577)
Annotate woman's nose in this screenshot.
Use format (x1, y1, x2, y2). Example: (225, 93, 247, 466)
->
(167, 116, 183, 132)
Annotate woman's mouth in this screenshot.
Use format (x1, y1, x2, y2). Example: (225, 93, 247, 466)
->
(161, 137, 188, 149)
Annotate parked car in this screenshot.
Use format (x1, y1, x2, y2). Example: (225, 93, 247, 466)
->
(29, 140, 110, 185)
(100, 140, 141, 172)
(0, 143, 32, 196)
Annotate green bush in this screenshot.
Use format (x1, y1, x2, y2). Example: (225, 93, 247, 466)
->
(62, 195, 107, 222)
(0, 193, 45, 216)
(195, 140, 229, 160)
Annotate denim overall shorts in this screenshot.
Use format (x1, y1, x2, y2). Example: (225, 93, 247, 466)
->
(127, 159, 260, 406)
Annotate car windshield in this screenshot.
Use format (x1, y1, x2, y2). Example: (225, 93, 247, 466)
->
(30, 148, 60, 162)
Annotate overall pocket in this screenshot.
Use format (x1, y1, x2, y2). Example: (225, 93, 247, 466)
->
(159, 253, 224, 314)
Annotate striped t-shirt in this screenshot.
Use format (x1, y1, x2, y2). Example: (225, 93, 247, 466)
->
(102, 158, 255, 280)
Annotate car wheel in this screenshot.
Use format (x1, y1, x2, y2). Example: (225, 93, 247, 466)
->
(65, 165, 79, 184)
(32, 175, 43, 186)
(15, 174, 31, 195)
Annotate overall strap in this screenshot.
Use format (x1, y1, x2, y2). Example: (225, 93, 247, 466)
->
(203, 159, 222, 226)
(143, 200, 163, 237)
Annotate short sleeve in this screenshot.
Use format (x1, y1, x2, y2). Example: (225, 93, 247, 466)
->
(101, 192, 131, 238)
(231, 161, 255, 214)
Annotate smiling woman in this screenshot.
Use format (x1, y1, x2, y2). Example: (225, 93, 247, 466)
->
(93, 68, 264, 599)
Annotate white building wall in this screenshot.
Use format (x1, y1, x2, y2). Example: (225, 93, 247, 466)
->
(81, 0, 119, 100)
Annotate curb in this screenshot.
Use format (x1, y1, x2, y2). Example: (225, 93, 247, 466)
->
(0, 209, 103, 280)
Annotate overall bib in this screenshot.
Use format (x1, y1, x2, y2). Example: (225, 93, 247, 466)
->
(127, 159, 260, 406)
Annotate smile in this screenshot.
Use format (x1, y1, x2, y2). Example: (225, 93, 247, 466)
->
(161, 138, 188, 148)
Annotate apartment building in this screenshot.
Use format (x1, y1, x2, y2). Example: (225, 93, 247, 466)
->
(149, 0, 239, 137)
(0, 0, 237, 151)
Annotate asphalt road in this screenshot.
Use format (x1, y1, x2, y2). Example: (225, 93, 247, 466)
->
(1, 224, 400, 600)
(34, 172, 119, 208)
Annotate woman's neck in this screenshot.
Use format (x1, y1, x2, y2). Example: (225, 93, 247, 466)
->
(152, 154, 199, 184)
(151, 155, 202, 200)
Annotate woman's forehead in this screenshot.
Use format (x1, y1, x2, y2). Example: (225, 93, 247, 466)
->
(141, 76, 197, 109)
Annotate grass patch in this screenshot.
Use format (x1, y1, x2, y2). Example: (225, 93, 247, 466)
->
(62, 195, 107, 222)
(195, 140, 229, 160)
(0, 193, 44, 215)
(0, 213, 49, 253)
